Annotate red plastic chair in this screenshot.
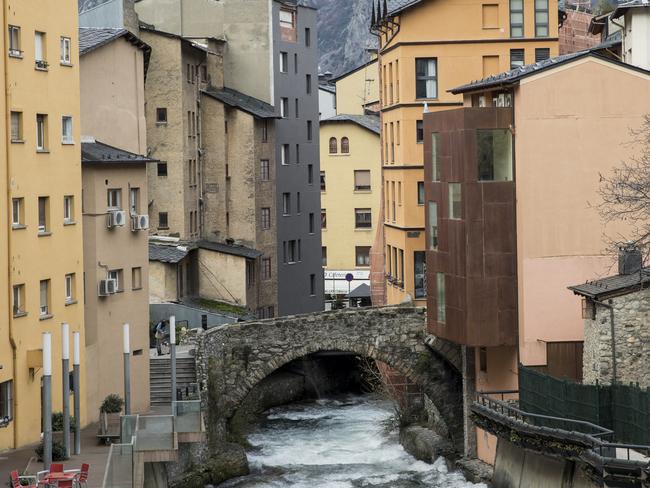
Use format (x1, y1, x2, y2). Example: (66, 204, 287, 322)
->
(49, 465, 63, 474)
(73, 464, 89, 488)
(10, 470, 38, 488)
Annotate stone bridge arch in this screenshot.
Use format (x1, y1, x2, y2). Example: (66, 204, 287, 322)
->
(195, 306, 463, 451)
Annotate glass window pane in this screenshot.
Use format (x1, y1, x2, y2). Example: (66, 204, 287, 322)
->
(428, 201, 438, 250)
(511, 26, 523, 37)
(431, 133, 440, 181)
(477, 129, 513, 181)
(449, 183, 461, 219)
(511, 0, 523, 9)
(511, 12, 523, 23)
(437, 273, 445, 323)
(535, 0, 548, 9)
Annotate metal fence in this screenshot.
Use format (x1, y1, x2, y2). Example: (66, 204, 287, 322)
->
(519, 366, 650, 445)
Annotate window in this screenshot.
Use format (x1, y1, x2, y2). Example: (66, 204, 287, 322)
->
(262, 120, 268, 142)
(296, 144, 300, 163)
(479, 347, 488, 372)
(431, 133, 440, 181)
(320, 171, 326, 191)
(341, 137, 350, 154)
(65, 273, 75, 303)
(38, 196, 49, 234)
(157, 162, 168, 176)
(129, 188, 140, 214)
(280, 9, 295, 29)
(354, 170, 371, 191)
(510, 49, 525, 69)
(132, 267, 142, 290)
(39, 279, 50, 317)
(306, 74, 312, 94)
(294, 53, 298, 74)
(262, 258, 272, 280)
(307, 120, 313, 141)
(108, 269, 123, 292)
(329, 137, 337, 154)
(280, 52, 288, 73)
(107, 189, 122, 210)
(535, 48, 550, 62)
(356, 246, 370, 266)
(416, 120, 424, 143)
(11, 111, 22, 142)
(201, 65, 207, 82)
(13, 284, 25, 316)
(428, 201, 438, 250)
(282, 193, 291, 215)
(158, 212, 169, 229)
(281, 97, 289, 118)
(399, 249, 405, 285)
(246, 260, 255, 288)
(414, 251, 426, 299)
(295, 98, 300, 118)
(477, 129, 513, 181)
(287, 240, 297, 263)
(36, 114, 47, 151)
(281, 144, 290, 165)
(308, 164, 314, 184)
(8, 25, 21, 57)
(60, 36, 71, 64)
(61, 116, 73, 144)
(34, 31, 46, 68)
(309, 212, 315, 233)
(436, 273, 446, 323)
(156, 108, 167, 123)
(261, 160, 270, 181)
(305, 28, 311, 47)
(0, 381, 13, 422)
(322, 246, 327, 266)
(449, 183, 461, 219)
(309, 274, 316, 296)
(510, 0, 524, 37)
(11, 198, 23, 227)
(355, 208, 372, 229)
(321, 209, 327, 229)
(535, 0, 549, 37)
(417, 182, 425, 205)
(482, 4, 499, 29)
(262, 207, 271, 229)
(296, 192, 301, 213)
(63, 195, 74, 223)
(416, 58, 437, 99)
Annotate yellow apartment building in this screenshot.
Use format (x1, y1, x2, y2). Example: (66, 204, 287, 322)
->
(0, 0, 86, 450)
(320, 115, 381, 299)
(331, 58, 380, 115)
(371, 0, 559, 306)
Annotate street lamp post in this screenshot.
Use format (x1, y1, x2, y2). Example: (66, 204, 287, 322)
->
(61, 323, 71, 459)
(42, 332, 53, 470)
(170, 316, 177, 416)
(73, 331, 81, 455)
(123, 323, 131, 415)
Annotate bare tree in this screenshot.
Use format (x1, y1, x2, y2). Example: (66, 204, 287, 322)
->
(598, 115, 650, 251)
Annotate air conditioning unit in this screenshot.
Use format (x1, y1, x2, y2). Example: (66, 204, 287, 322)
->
(98, 279, 117, 296)
(107, 210, 127, 228)
(131, 214, 150, 231)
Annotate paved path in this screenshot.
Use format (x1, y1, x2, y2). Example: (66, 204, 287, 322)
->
(0, 423, 110, 488)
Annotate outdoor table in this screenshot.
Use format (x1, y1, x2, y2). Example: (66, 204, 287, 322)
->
(41, 472, 77, 488)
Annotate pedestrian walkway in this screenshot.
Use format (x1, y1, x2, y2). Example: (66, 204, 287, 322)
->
(0, 423, 110, 488)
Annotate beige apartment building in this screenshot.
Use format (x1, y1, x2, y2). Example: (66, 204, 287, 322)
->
(0, 0, 86, 449)
(79, 27, 154, 418)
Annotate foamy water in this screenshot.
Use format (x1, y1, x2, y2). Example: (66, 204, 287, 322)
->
(220, 395, 487, 487)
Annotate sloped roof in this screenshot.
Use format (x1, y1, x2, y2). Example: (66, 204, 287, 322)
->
(321, 114, 380, 134)
(81, 140, 157, 164)
(348, 283, 371, 298)
(329, 58, 378, 84)
(202, 87, 279, 119)
(78, 0, 111, 13)
(149, 243, 191, 264)
(198, 240, 263, 260)
(386, 0, 423, 16)
(612, 0, 650, 19)
(79, 27, 127, 55)
(450, 51, 650, 94)
(319, 83, 336, 94)
(569, 269, 650, 300)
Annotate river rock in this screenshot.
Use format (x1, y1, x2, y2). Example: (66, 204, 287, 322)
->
(455, 457, 494, 485)
(399, 425, 454, 462)
(169, 443, 249, 488)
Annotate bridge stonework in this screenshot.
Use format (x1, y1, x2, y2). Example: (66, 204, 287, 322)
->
(195, 306, 463, 452)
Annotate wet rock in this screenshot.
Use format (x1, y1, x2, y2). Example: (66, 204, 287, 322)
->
(455, 457, 494, 485)
(399, 425, 455, 463)
(169, 443, 249, 488)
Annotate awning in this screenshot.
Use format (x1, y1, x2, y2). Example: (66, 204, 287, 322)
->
(347, 283, 371, 298)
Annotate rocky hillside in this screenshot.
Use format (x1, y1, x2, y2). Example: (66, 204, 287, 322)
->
(312, 0, 376, 77)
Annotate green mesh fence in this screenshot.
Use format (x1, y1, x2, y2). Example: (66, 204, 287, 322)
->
(519, 365, 650, 444)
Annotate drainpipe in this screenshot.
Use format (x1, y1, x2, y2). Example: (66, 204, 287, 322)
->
(593, 299, 617, 384)
(3, 0, 19, 450)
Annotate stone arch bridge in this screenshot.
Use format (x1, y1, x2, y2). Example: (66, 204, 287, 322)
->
(194, 306, 464, 451)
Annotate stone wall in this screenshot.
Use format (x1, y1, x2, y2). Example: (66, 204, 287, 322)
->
(583, 288, 650, 387)
(194, 306, 464, 452)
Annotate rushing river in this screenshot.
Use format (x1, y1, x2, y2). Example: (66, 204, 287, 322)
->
(220, 395, 487, 488)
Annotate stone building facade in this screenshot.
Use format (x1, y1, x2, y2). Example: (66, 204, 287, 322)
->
(570, 247, 650, 387)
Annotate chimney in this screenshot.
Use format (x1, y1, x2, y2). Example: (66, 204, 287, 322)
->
(618, 242, 643, 275)
(206, 39, 225, 90)
(122, 0, 140, 35)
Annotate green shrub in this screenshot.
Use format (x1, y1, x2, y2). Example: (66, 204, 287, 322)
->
(35, 440, 67, 461)
(51, 412, 76, 432)
(100, 394, 124, 414)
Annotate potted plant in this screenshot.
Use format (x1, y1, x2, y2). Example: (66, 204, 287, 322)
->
(51, 411, 76, 450)
(98, 394, 124, 443)
(35, 439, 66, 462)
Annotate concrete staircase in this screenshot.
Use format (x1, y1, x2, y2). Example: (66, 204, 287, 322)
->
(150, 357, 197, 405)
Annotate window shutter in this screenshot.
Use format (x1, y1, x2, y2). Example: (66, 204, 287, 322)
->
(35, 33, 43, 61)
(354, 170, 370, 188)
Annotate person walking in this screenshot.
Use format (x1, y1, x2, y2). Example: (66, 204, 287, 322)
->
(155, 320, 167, 356)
